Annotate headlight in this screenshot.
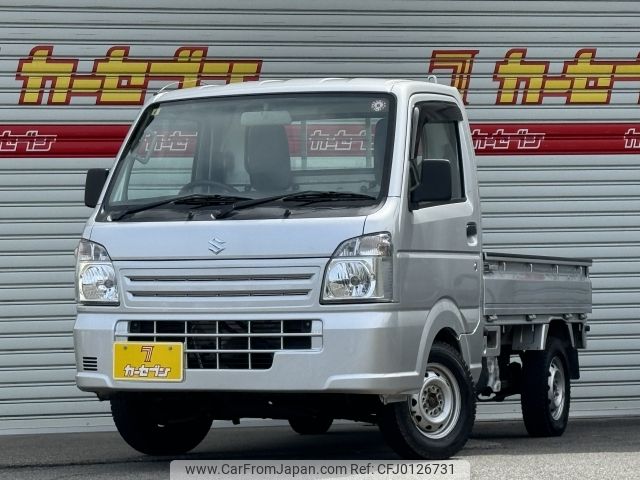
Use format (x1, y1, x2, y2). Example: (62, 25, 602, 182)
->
(75, 239, 119, 305)
(322, 232, 393, 303)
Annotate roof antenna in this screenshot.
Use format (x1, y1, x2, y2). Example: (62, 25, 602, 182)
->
(426, 75, 438, 84)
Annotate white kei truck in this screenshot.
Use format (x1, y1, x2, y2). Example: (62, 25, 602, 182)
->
(73, 78, 592, 459)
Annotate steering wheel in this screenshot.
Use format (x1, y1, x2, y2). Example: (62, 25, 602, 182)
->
(179, 180, 238, 195)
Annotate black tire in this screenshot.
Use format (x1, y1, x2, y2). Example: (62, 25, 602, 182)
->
(111, 394, 212, 455)
(288, 415, 333, 435)
(378, 342, 476, 459)
(521, 336, 571, 437)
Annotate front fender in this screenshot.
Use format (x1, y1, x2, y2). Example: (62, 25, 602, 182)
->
(415, 298, 472, 376)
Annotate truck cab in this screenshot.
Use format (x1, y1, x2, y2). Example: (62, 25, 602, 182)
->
(74, 79, 591, 459)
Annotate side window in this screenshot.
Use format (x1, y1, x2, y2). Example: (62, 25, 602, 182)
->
(411, 102, 465, 203)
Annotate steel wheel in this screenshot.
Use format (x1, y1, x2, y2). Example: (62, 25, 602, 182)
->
(378, 342, 475, 459)
(548, 357, 566, 421)
(410, 364, 461, 439)
(521, 336, 571, 437)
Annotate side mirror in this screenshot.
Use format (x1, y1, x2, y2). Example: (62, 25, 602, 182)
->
(410, 159, 452, 206)
(84, 168, 109, 208)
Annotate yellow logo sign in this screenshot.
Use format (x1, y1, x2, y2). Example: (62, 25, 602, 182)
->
(16, 46, 262, 105)
(113, 341, 184, 382)
(430, 47, 640, 105)
(15, 46, 640, 107)
(494, 48, 618, 104)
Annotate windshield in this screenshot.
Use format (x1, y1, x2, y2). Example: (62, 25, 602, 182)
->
(100, 93, 395, 221)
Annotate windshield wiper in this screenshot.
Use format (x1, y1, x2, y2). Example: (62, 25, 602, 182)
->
(214, 190, 376, 219)
(109, 194, 251, 221)
(281, 191, 376, 202)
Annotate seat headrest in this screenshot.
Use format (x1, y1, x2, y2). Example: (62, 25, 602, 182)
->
(245, 125, 292, 192)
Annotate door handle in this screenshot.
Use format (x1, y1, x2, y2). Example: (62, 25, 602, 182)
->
(466, 222, 478, 246)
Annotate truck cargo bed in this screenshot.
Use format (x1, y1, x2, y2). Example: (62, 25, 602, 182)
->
(483, 252, 592, 317)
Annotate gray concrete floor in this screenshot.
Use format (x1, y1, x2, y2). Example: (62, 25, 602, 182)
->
(1, 417, 639, 479)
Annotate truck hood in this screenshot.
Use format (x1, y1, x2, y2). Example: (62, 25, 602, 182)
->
(88, 216, 366, 260)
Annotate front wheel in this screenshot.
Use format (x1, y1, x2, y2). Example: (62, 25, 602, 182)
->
(111, 394, 212, 455)
(378, 342, 476, 459)
(521, 336, 571, 437)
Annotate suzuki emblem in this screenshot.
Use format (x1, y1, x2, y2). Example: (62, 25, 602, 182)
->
(208, 237, 226, 255)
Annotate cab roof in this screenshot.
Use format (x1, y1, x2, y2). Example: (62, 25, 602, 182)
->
(154, 77, 462, 103)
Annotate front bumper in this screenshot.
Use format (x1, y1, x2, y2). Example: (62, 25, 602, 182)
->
(74, 309, 425, 395)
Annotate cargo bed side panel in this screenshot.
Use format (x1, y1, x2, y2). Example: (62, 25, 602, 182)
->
(483, 253, 592, 316)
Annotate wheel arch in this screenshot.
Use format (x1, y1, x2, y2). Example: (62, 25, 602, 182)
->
(416, 298, 469, 378)
(433, 328, 462, 353)
(511, 318, 580, 380)
(548, 319, 580, 380)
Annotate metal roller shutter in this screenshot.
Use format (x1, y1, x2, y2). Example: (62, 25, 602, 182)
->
(1, 0, 639, 432)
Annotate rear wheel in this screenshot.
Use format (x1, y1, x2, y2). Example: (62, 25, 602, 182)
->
(288, 415, 333, 435)
(521, 336, 571, 437)
(111, 394, 212, 455)
(378, 342, 476, 459)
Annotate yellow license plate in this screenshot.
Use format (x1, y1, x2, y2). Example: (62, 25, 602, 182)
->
(113, 342, 183, 382)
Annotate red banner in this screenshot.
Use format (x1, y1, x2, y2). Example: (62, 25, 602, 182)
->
(471, 123, 640, 155)
(0, 124, 128, 158)
(2, 122, 640, 158)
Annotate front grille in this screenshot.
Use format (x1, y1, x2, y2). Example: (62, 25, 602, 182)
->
(125, 319, 321, 370)
(82, 356, 98, 371)
(120, 266, 319, 309)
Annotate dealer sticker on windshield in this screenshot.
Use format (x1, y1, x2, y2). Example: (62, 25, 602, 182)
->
(113, 342, 183, 382)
